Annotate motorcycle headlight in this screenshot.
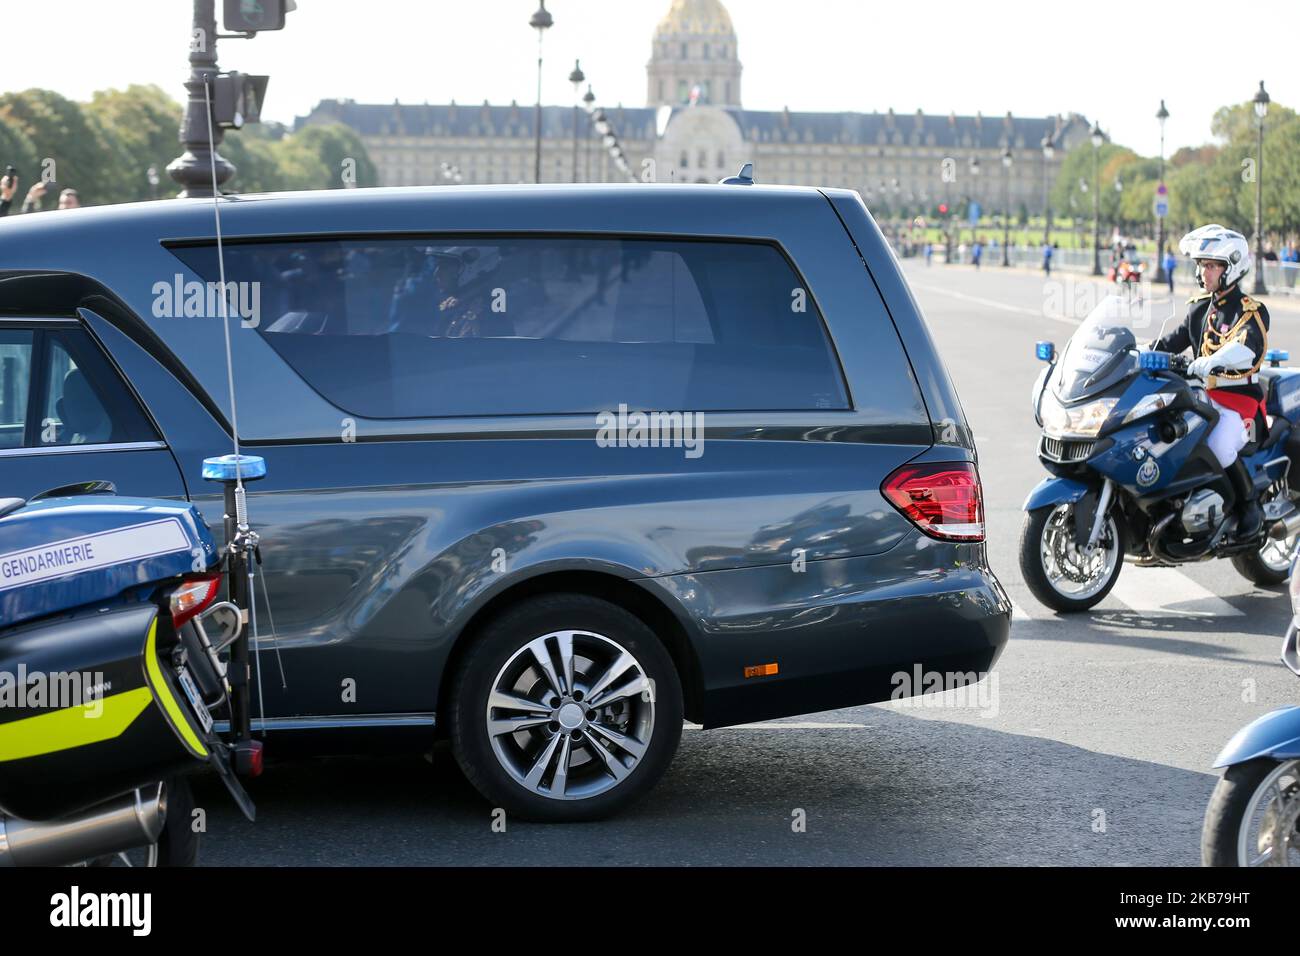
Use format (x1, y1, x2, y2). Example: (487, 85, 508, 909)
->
(1042, 396, 1118, 438)
(1122, 392, 1172, 425)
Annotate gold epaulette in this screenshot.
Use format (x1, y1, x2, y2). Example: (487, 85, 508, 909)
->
(1240, 294, 1260, 313)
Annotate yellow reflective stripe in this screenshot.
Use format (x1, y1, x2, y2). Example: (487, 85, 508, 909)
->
(143, 617, 208, 759)
(0, 686, 153, 762)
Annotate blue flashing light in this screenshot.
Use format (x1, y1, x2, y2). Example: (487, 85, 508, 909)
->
(1266, 348, 1289, 364)
(1035, 341, 1055, 362)
(1139, 350, 1171, 371)
(202, 454, 268, 482)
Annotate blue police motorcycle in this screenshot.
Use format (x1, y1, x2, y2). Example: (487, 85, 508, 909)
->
(1021, 296, 1300, 612)
(1202, 559, 1300, 865)
(0, 458, 265, 866)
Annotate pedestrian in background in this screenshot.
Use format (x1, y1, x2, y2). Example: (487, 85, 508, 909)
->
(1163, 248, 1177, 294)
(1282, 241, 1298, 289)
(971, 238, 983, 270)
(0, 170, 17, 216)
(1042, 241, 1053, 276)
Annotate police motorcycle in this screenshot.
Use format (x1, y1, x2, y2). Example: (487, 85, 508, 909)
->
(1020, 294, 1300, 612)
(1202, 555, 1300, 866)
(0, 459, 267, 866)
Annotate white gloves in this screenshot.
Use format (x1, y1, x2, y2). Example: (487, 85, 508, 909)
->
(1188, 342, 1257, 379)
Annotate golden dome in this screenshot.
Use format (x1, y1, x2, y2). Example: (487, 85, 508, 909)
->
(655, 0, 735, 36)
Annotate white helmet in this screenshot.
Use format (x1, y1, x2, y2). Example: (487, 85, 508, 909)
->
(1178, 223, 1252, 290)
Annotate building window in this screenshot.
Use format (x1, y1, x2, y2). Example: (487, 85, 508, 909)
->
(681, 41, 688, 58)
(698, 149, 707, 168)
(680, 151, 689, 169)
(716, 151, 725, 169)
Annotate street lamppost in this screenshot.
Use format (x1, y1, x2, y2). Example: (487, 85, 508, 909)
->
(1001, 147, 1012, 266)
(167, 0, 234, 197)
(1252, 80, 1270, 295)
(568, 60, 585, 183)
(529, 1, 553, 185)
(1090, 120, 1103, 276)
(1154, 99, 1170, 283)
(582, 83, 595, 182)
(1040, 136, 1054, 248)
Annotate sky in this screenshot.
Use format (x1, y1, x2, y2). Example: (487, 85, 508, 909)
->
(2, 0, 1297, 159)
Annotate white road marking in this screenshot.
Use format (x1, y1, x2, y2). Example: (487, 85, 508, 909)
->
(1108, 566, 1244, 618)
(1011, 601, 1032, 622)
(907, 281, 1077, 325)
(683, 721, 869, 731)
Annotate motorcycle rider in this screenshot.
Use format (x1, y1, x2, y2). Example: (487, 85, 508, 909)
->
(1151, 224, 1269, 538)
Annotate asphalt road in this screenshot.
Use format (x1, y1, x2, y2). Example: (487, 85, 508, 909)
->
(196, 264, 1300, 866)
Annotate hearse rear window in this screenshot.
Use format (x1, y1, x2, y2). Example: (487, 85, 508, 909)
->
(169, 237, 849, 420)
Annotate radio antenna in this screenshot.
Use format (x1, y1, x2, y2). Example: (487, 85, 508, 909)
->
(199, 75, 279, 760)
(201, 76, 244, 489)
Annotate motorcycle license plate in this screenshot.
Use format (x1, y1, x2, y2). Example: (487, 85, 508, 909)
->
(177, 665, 214, 734)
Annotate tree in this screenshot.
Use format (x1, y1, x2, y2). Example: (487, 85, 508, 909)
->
(273, 124, 379, 190)
(1050, 140, 1138, 237)
(83, 85, 183, 201)
(0, 89, 128, 205)
(0, 115, 41, 193)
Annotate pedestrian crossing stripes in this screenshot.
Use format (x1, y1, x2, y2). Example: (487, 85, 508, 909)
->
(1106, 566, 1244, 618)
(1011, 565, 1246, 620)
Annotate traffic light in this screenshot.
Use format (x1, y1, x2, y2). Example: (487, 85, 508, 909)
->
(212, 72, 271, 129)
(223, 0, 297, 33)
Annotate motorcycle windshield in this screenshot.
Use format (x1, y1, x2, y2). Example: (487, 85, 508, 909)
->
(1052, 296, 1143, 402)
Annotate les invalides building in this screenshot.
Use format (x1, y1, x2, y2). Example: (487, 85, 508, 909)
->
(296, 0, 1091, 218)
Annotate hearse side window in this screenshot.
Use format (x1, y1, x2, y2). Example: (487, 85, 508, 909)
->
(0, 326, 158, 449)
(0, 330, 33, 450)
(169, 237, 849, 420)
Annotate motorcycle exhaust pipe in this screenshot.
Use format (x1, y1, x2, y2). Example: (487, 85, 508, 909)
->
(1269, 508, 1300, 541)
(0, 783, 166, 867)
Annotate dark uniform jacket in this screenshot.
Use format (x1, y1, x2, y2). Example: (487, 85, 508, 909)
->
(1152, 281, 1270, 402)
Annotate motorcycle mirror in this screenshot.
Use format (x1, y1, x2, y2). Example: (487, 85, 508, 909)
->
(1035, 341, 1055, 362)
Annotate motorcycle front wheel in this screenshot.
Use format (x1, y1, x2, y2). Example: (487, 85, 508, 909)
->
(1202, 758, 1300, 866)
(1020, 503, 1124, 613)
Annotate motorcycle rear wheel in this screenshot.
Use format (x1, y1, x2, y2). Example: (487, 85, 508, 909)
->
(1230, 531, 1297, 587)
(84, 776, 200, 868)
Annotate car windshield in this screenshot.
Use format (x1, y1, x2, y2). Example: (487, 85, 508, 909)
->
(1052, 296, 1146, 402)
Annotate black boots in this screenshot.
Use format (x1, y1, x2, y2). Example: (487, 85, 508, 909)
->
(1227, 458, 1264, 539)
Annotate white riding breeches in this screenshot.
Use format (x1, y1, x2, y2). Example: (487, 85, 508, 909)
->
(1206, 400, 1249, 469)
